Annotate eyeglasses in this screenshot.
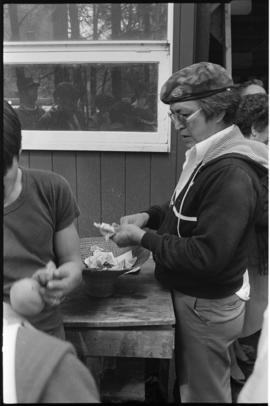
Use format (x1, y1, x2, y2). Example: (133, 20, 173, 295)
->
(168, 108, 201, 125)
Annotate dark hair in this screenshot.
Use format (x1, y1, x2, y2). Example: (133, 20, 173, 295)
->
(237, 78, 266, 97)
(235, 94, 268, 136)
(197, 88, 241, 125)
(4, 100, 22, 175)
(240, 78, 265, 90)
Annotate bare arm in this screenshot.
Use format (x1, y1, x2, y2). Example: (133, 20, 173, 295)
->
(36, 222, 83, 304)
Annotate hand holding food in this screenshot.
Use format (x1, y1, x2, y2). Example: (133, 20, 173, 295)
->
(32, 261, 68, 307)
(120, 213, 149, 228)
(112, 224, 146, 247)
(10, 277, 45, 316)
(44, 261, 82, 302)
(94, 222, 117, 240)
(32, 260, 56, 286)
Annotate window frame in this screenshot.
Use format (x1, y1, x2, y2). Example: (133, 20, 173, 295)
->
(3, 4, 174, 152)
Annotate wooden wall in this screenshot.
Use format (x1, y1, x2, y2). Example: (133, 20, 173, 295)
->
(19, 4, 196, 238)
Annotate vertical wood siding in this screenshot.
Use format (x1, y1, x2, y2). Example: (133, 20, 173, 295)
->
(19, 4, 196, 238)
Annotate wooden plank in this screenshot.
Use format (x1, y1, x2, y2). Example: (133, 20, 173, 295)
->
(52, 151, 77, 195)
(100, 152, 125, 224)
(62, 256, 175, 328)
(65, 328, 174, 358)
(176, 133, 188, 185)
(76, 151, 101, 237)
(179, 3, 195, 68)
(52, 151, 78, 229)
(125, 152, 151, 214)
(174, 4, 196, 185)
(20, 151, 30, 168)
(150, 148, 177, 206)
(224, 3, 232, 75)
(150, 3, 179, 207)
(29, 151, 52, 171)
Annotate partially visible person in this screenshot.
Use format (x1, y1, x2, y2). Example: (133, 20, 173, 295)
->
(15, 77, 45, 130)
(38, 82, 84, 130)
(237, 306, 268, 403)
(230, 92, 268, 383)
(238, 78, 266, 97)
(3, 301, 100, 403)
(4, 100, 83, 339)
(112, 62, 268, 403)
(236, 93, 268, 145)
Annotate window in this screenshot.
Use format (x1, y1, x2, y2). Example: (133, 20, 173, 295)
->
(4, 4, 173, 152)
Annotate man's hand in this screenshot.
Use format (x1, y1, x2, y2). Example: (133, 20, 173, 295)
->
(120, 212, 149, 228)
(42, 261, 82, 306)
(32, 261, 62, 306)
(112, 224, 146, 247)
(32, 261, 56, 286)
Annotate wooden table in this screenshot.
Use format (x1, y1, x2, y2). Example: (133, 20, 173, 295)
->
(61, 238, 176, 402)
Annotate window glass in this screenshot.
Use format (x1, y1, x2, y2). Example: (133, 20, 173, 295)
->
(4, 63, 158, 132)
(4, 3, 168, 41)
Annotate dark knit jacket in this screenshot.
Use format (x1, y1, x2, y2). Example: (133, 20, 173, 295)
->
(141, 126, 268, 298)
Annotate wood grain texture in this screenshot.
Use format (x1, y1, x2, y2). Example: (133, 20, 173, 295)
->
(52, 151, 78, 228)
(76, 151, 101, 237)
(29, 151, 52, 171)
(150, 149, 177, 206)
(179, 3, 195, 69)
(125, 152, 151, 214)
(101, 152, 125, 224)
(62, 255, 175, 328)
(65, 328, 174, 358)
(20, 151, 30, 168)
(52, 151, 77, 196)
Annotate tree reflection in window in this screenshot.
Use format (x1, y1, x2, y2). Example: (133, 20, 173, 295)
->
(4, 63, 158, 132)
(4, 3, 168, 41)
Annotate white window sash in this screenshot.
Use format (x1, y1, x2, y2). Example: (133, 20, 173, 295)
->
(3, 6, 174, 152)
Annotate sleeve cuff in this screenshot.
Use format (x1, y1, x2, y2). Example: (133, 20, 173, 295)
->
(141, 230, 161, 253)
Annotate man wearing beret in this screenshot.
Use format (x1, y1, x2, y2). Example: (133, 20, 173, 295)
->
(112, 62, 268, 402)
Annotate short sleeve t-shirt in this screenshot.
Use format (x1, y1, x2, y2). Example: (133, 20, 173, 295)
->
(4, 167, 80, 333)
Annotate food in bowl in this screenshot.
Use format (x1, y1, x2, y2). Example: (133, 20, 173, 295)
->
(84, 246, 137, 271)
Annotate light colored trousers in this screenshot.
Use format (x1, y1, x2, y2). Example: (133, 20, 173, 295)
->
(172, 290, 245, 403)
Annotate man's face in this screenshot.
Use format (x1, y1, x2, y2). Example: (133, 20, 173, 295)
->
(169, 100, 216, 149)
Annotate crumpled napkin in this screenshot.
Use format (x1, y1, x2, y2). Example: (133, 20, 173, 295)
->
(84, 246, 137, 271)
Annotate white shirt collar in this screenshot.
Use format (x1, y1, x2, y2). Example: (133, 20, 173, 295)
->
(187, 125, 235, 165)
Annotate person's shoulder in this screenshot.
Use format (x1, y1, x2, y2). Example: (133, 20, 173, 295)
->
(21, 167, 70, 190)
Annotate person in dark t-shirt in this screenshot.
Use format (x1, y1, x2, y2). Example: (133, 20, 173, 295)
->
(4, 100, 83, 339)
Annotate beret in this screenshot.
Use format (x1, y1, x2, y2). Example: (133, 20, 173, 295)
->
(160, 62, 234, 104)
